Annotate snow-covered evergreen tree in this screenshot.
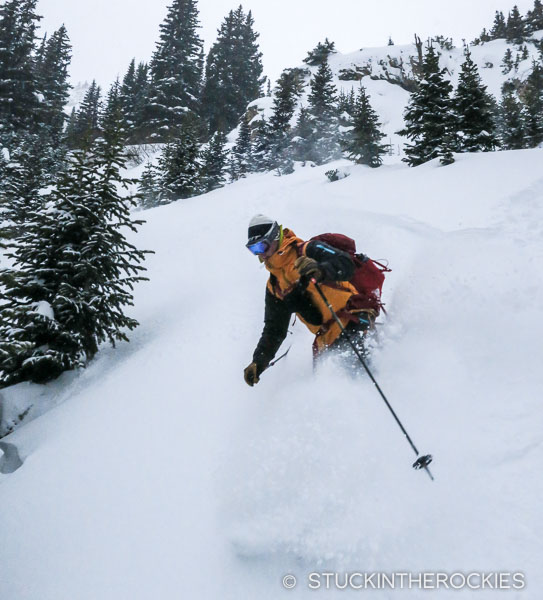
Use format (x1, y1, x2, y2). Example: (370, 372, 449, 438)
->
(342, 86, 387, 168)
(526, 0, 543, 33)
(101, 80, 124, 137)
(506, 6, 525, 44)
(307, 60, 341, 165)
(119, 59, 149, 142)
(145, 0, 203, 142)
(138, 162, 162, 209)
(502, 48, 514, 74)
(0, 134, 46, 243)
(490, 11, 507, 39)
(398, 44, 455, 166)
(250, 116, 272, 172)
(0, 0, 41, 142)
(0, 113, 149, 386)
(269, 70, 300, 135)
(522, 60, 543, 147)
(303, 38, 336, 66)
(231, 116, 252, 179)
(33, 24, 71, 146)
(498, 91, 525, 149)
(454, 48, 498, 152)
(338, 89, 356, 127)
(291, 106, 314, 164)
(267, 69, 301, 174)
(200, 130, 228, 192)
(67, 80, 102, 147)
(121, 59, 137, 113)
(201, 6, 264, 134)
(159, 122, 202, 202)
(64, 106, 77, 143)
(473, 28, 491, 45)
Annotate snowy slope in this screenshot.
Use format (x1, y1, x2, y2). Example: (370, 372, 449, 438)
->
(65, 81, 91, 112)
(248, 33, 543, 155)
(1, 147, 543, 599)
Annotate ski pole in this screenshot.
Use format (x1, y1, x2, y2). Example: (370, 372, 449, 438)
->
(312, 280, 434, 481)
(265, 345, 291, 370)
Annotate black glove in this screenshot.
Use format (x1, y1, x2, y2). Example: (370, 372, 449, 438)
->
(294, 256, 324, 284)
(244, 362, 261, 386)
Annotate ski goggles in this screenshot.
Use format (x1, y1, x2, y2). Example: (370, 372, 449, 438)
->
(246, 239, 271, 255)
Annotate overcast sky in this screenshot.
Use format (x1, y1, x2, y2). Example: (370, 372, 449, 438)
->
(37, 0, 535, 87)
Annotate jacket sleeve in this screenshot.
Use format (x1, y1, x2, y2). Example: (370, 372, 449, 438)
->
(252, 288, 291, 373)
(305, 240, 355, 281)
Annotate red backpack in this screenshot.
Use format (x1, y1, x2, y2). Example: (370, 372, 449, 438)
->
(309, 233, 390, 314)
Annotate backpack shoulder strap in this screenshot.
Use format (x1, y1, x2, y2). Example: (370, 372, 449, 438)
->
(297, 241, 310, 257)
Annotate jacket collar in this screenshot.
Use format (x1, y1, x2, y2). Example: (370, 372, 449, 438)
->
(265, 228, 300, 268)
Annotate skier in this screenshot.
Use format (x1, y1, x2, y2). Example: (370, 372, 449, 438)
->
(243, 215, 379, 386)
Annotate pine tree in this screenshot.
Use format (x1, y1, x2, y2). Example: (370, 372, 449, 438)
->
(0, 0, 41, 142)
(490, 11, 507, 39)
(67, 80, 102, 147)
(120, 59, 137, 130)
(502, 48, 514, 74)
(133, 62, 150, 138)
(159, 122, 202, 202)
(34, 32, 46, 72)
(479, 28, 491, 44)
(250, 116, 272, 172)
(269, 70, 300, 134)
(303, 38, 336, 66)
(454, 48, 498, 152)
(34, 24, 71, 146)
(0, 133, 45, 239)
(398, 44, 455, 166)
(145, 0, 203, 141)
(338, 88, 356, 128)
(291, 106, 314, 164)
(267, 69, 300, 173)
(101, 79, 125, 138)
(232, 116, 252, 178)
(138, 162, 161, 209)
(526, 0, 543, 33)
(64, 106, 77, 144)
(506, 6, 525, 44)
(342, 86, 387, 167)
(307, 60, 340, 164)
(202, 6, 264, 134)
(200, 130, 228, 191)
(0, 115, 149, 386)
(120, 60, 150, 142)
(522, 60, 543, 147)
(388, 37, 394, 46)
(498, 91, 525, 149)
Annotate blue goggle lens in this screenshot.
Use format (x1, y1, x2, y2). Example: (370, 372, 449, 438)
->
(247, 240, 270, 255)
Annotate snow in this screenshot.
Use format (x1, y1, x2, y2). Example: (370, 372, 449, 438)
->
(1, 146, 542, 598)
(34, 300, 54, 320)
(65, 81, 91, 113)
